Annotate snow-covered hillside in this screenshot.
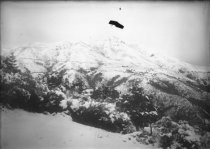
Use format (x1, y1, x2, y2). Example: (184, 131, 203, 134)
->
(1, 109, 156, 149)
(11, 36, 209, 75)
(8, 36, 209, 93)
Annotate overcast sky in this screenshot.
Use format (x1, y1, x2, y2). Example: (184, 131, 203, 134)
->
(1, 1, 210, 65)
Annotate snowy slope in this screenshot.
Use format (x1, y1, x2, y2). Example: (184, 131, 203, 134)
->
(1, 109, 156, 149)
(11, 36, 210, 73)
(9, 36, 209, 90)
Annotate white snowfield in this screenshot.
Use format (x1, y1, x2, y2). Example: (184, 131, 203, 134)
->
(1, 109, 156, 149)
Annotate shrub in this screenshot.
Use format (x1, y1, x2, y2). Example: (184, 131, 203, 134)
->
(67, 98, 135, 133)
(0, 54, 68, 113)
(154, 117, 202, 149)
(1, 53, 20, 74)
(46, 69, 67, 89)
(200, 132, 210, 149)
(117, 85, 158, 133)
(42, 89, 66, 113)
(135, 130, 156, 145)
(91, 85, 119, 103)
(6, 86, 30, 108)
(158, 133, 173, 149)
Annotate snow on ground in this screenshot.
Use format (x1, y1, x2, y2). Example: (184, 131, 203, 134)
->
(1, 109, 156, 149)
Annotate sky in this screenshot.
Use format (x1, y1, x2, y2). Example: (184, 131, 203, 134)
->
(1, 1, 210, 66)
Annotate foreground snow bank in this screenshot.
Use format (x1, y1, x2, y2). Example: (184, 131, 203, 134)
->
(1, 109, 155, 149)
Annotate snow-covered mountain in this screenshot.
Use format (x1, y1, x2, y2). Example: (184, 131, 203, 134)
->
(3, 36, 210, 124)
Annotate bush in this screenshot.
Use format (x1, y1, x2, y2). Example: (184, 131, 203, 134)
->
(135, 130, 156, 145)
(42, 89, 66, 113)
(67, 97, 135, 133)
(6, 86, 30, 108)
(158, 133, 173, 149)
(91, 85, 119, 103)
(117, 85, 158, 133)
(1, 53, 20, 74)
(0, 54, 68, 113)
(154, 117, 202, 149)
(200, 132, 210, 149)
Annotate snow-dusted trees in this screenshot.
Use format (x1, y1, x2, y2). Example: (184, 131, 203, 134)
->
(69, 77, 87, 94)
(117, 85, 158, 134)
(0, 54, 66, 112)
(1, 54, 22, 107)
(91, 85, 119, 103)
(41, 60, 67, 89)
(153, 117, 202, 149)
(1, 65, 46, 111)
(1, 53, 20, 74)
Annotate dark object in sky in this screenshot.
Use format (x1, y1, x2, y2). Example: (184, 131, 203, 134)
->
(109, 20, 124, 29)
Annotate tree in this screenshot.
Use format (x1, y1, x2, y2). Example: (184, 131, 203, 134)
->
(117, 85, 158, 134)
(42, 89, 65, 113)
(69, 77, 86, 94)
(1, 53, 20, 74)
(91, 85, 119, 103)
(47, 69, 67, 89)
